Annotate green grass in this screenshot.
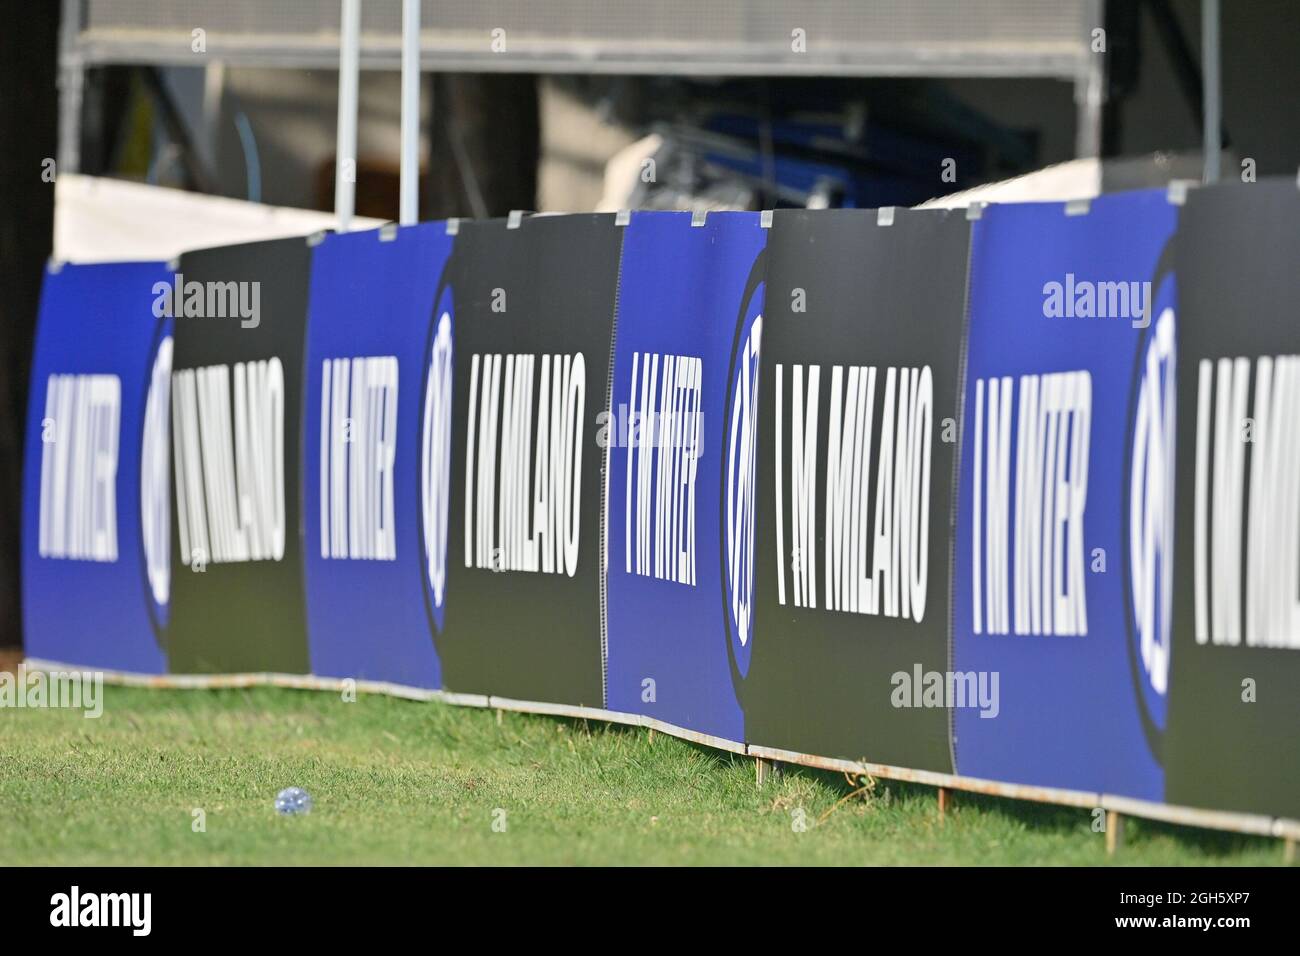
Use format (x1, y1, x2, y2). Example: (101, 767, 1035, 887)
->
(0, 684, 1283, 865)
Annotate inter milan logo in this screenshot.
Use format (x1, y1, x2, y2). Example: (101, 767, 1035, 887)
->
(721, 283, 763, 678)
(140, 332, 173, 620)
(421, 300, 454, 632)
(1126, 301, 1176, 752)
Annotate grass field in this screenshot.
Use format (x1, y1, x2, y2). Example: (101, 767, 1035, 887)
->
(0, 674, 1284, 866)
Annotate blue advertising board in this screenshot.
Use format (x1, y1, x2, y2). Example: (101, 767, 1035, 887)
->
(22, 260, 174, 674)
(604, 211, 766, 742)
(302, 224, 456, 689)
(953, 190, 1179, 799)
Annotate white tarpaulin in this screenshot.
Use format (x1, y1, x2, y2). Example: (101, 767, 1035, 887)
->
(54, 174, 383, 264)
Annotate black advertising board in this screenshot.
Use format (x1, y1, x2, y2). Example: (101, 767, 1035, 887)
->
(1165, 179, 1300, 819)
(742, 208, 970, 770)
(166, 237, 312, 674)
(437, 215, 623, 706)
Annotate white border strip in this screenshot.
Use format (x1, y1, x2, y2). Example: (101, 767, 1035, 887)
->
(643, 716, 748, 756)
(441, 691, 491, 708)
(489, 695, 635, 725)
(22, 658, 448, 702)
(749, 744, 1101, 808)
(1101, 793, 1275, 838)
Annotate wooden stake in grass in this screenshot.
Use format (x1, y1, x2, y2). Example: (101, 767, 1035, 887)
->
(1105, 811, 1124, 856)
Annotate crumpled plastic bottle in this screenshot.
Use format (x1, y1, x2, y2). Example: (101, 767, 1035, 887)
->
(275, 787, 313, 816)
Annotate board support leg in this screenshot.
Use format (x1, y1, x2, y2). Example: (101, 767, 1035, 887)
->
(647, 727, 656, 744)
(1285, 837, 1296, 865)
(755, 756, 772, 788)
(1105, 811, 1124, 856)
(937, 787, 949, 823)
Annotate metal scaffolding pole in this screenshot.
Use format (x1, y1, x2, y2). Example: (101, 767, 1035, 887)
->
(1074, 0, 1105, 160)
(1202, 0, 1221, 183)
(57, 0, 84, 175)
(400, 0, 421, 225)
(334, 0, 361, 231)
